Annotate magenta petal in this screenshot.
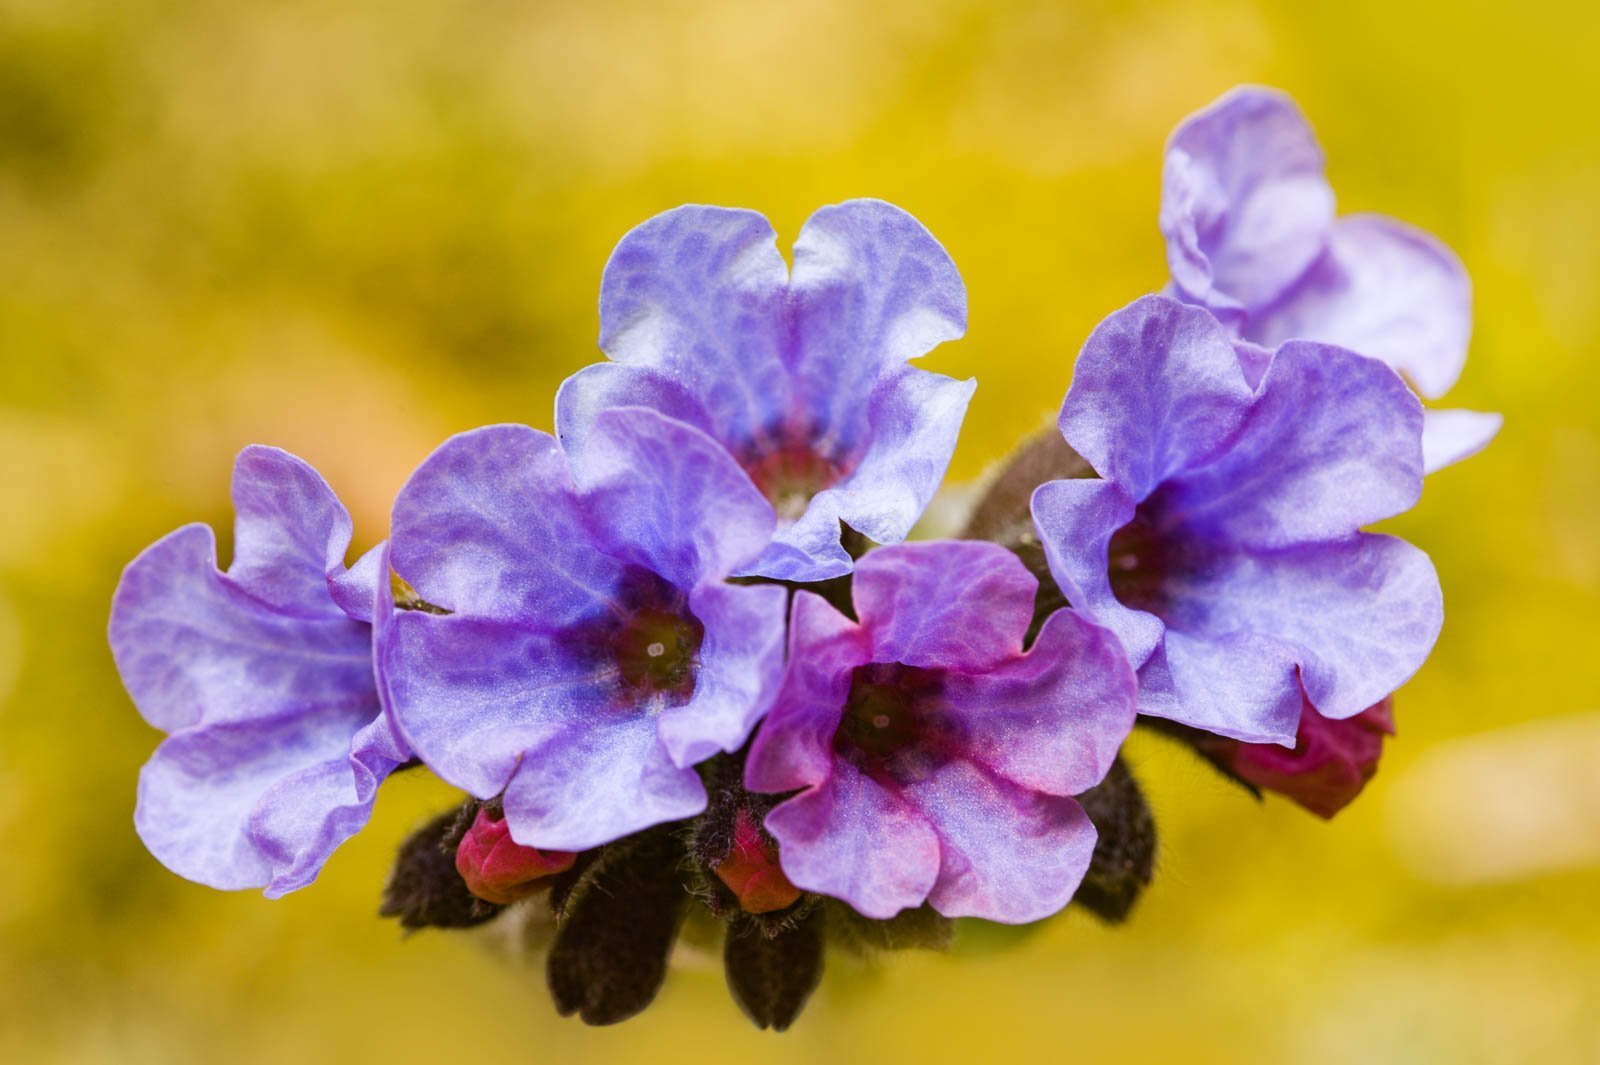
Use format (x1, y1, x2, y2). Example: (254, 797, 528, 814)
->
(1247, 215, 1473, 400)
(764, 761, 941, 920)
(850, 540, 1035, 671)
(1161, 86, 1335, 315)
(1061, 295, 1254, 499)
(908, 761, 1097, 924)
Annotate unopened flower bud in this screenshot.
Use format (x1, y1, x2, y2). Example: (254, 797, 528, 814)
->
(1223, 698, 1395, 819)
(714, 809, 800, 915)
(455, 806, 576, 905)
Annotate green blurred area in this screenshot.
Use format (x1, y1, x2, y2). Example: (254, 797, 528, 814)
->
(3, 0, 1598, 1061)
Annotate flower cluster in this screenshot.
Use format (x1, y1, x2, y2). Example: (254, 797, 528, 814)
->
(109, 88, 1492, 1029)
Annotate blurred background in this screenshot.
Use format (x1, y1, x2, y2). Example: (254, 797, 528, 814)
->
(3, 0, 1597, 1061)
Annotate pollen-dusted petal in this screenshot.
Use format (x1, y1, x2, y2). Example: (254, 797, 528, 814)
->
(500, 714, 707, 852)
(1160, 341, 1425, 549)
(850, 540, 1036, 671)
(1161, 86, 1335, 314)
(789, 199, 967, 440)
(1246, 215, 1473, 400)
(1160, 535, 1442, 727)
(596, 205, 791, 450)
(389, 424, 626, 624)
(1061, 296, 1255, 500)
(1422, 408, 1503, 474)
(908, 760, 1097, 924)
(945, 607, 1137, 796)
(656, 580, 787, 769)
(745, 592, 868, 794)
(575, 407, 777, 589)
(763, 760, 940, 921)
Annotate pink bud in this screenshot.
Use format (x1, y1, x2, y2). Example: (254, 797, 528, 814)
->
(714, 809, 801, 915)
(1225, 696, 1395, 819)
(454, 806, 576, 905)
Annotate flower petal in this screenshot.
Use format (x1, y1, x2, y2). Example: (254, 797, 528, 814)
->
(1422, 408, 1502, 474)
(1061, 296, 1254, 500)
(597, 205, 790, 449)
(501, 715, 707, 852)
(907, 760, 1097, 924)
(850, 540, 1036, 671)
(554, 361, 712, 474)
(389, 424, 624, 623)
(1161, 86, 1335, 314)
(656, 580, 788, 768)
(227, 445, 356, 615)
(575, 407, 776, 588)
(1159, 340, 1424, 549)
(789, 199, 967, 440)
(764, 760, 941, 920)
(1247, 215, 1472, 400)
(745, 592, 868, 794)
(946, 607, 1137, 796)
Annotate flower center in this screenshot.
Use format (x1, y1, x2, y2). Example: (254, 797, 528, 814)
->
(1106, 504, 1173, 613)
(744, 444, 845, 523)
(612, 604, 703, 696)
(833, 662, 957, 782)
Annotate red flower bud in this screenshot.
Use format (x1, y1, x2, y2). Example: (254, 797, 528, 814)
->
(1225, 696, 1395, 819)
(455, 806, 576, 904)
(714, 809, 800, 914)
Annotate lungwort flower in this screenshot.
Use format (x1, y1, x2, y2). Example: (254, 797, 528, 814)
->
(1161, 85, 1499, 473)
(745, 540, 1137, 924)
(557, 199, 974, 582)
(109, 447, 408, 896)
(378, 407, 788, 852)
(1032, 295, 1443, 745)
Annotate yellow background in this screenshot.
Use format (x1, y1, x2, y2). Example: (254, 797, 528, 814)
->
(3, 1, 1597, 1062)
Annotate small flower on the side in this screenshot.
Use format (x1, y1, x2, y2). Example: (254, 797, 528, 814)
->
(557, 199, 975, 581)
(109, 447, 409, 896)
(745, 541, 1137, 924)
(1032, 295, 1442, 747)
(378, 407, 788, 854)
(713, 808, 801, 915)
(455, 805, 576, 905)
(1161, 85, 1498, 473)
(1210, 696, 1394, 819)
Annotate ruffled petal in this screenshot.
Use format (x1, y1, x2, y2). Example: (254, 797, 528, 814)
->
(554, 361, 712, 474)
(597, 205, 791, 450)
(1161, 535, 1443, 727)
(1030, 477, 1163, 668)
(656, 580, 788, 768)
(500, 715, 708, 852)
(946, 607, 1136, 795)
(1422, 408, 1502, 474)
(228, 446, 356, 615)
(109, 524, 375, 733)
(789, 199, 967, 440)
(907, 760, 1097, 924)
(850, 540, 1036, 672)
(764, 760, 941, 920)
(389, 424, 625, 623)
(1060, 296, 1254, 500)
(381, 611, 613, 800)
(1161, 86, 1334, 314)
(1159, 341, 1424, 549)
(575, 407, 776, 588)
(1246, 215, 1472, 400)
(1156, 629, 1304, 745)
(744, 592, 868, 794)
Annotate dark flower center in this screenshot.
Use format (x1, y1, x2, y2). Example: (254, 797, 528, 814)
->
(744, 443, 845, 523)
(833, 663, 959, 783)
(1106, 506, 1172, 614)
(557, 566, 704, 705)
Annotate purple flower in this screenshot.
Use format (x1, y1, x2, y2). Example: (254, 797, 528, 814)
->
(556, 199, 974, 582)
(378, 407, 788, 852)
(1161, 86, 1499, 473)
(1032, 295, 1443, 746)
(745, 541, 1136, 923)
(108, 447, 408, 896)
